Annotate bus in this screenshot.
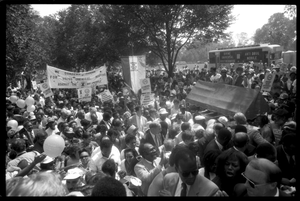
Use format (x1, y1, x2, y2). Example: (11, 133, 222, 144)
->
(208, 44, 283, 72)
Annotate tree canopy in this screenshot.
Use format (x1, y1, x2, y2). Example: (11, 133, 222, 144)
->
(6, 4, 234, 83)
(253, 12, 296, 51)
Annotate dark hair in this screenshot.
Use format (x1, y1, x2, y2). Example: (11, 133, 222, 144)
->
(10, 138, 26, 153)
(169, 144, 188, 167)
(215, 148, 249, 180)
(100, 137, 113, 150)
(75, 127, 86, 138)
(85, 171, 107, 186)
(160, 121, 169, 131)
(112, 119, 122, 127)
(168, 129, 178, 140)
(172, 145, 196, 168)
(78, 148, 91, 157)
(125, 134, 136, 145)
(124, 148, 138, 158)
(181, 122, 190, 131)
(107, 129, 118, 139)
(64, 143, 82, 159)
(81, 119, 91, 128)
(33, 129, 47, 144)
(103, 112, 112, 121)
(96, 124, 107, 133)
(182, 131, 194, 142)
(135, 105, 142, 112)
(101, 159, 117, 177)
(187, 141, 200, 155)
(216, 128, 232, 146)
(234, 125, 247, 134)
(256, 143, 277, 162)
(91, 177, 126, 197)
(138, 143, 152, 158)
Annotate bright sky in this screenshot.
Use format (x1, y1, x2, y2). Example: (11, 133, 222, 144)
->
(31, 4, 286, 39)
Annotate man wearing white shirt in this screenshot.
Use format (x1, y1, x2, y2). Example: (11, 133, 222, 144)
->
(174, 122, 191, 146)
(155, 108, 171, 128)
(90, 136, 121, 173)
(57, 108, 70, 124)
(74, 109, 85, 128)
(85, 107, 103, 123)
(45, 118, 59, 136)
(210, 67, 221, 83)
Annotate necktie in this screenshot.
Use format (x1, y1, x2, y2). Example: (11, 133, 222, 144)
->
(181, 183, 187, 197)
(154, 135, 159, 147)
(27, 131, 34, 145)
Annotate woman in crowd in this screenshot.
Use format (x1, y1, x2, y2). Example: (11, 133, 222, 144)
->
(212, 148, 249, 196)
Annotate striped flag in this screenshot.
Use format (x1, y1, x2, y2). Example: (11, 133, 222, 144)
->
(121, 55, 146, 94)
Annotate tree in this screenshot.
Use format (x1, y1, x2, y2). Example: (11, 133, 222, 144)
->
(106, 5, 233, 78)
(253, 12, 296, 50)
(6, 4, 36, 86)
(178, 31, 236, 63)
(235, 32, 252, 46)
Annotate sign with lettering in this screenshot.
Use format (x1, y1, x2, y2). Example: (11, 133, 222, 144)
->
(261, 72, 275, 92)
(99, 89, 113, 103)
(140, 92, 155, 106)
(77, 87, 92, 102)
(140, 78, 151, 93)
(47, 65, 107, 88)
(39, 83, 54, 98)
(218, 49, 264, 63)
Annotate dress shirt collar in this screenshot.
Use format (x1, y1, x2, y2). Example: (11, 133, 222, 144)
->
(214, 137, 223, 151)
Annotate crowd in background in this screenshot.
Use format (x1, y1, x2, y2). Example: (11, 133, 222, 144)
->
(5, 61, 296, 197)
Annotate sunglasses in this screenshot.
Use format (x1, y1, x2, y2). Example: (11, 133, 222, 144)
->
(181, 169, 199, 178)
(241, 172, 268, 189)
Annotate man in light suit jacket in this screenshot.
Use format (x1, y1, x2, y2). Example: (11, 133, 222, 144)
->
(134, 143, 168, 196)
(128, 105, 148, 133)
(159, 145, 219, 196)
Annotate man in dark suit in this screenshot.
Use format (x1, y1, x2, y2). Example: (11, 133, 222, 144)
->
(142, 122, 163, 155)
(231, 132, 256, 156)
(203, 128, 232, 157)
(276, 133, 296, 187)
(234, 158, 291, 197)
(17, 120, 35, 150)
(159, 145, 220, 196)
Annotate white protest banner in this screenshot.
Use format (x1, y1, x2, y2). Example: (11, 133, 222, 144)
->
(47, 65, 107, 89)
(140, 78, 151, 93)
(261, 72, 276, 92)
(39, 83, 54, 98)
(99, 89, 113, 103)
(140, 92, 155, 106)
(77, 87, 92, 102)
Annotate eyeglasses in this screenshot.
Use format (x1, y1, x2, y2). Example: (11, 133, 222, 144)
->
(181, 169, 199, 178)
(241, 172, 268, 189)
(80, 155, 89, 159)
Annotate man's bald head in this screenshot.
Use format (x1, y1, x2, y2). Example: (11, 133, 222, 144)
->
(247, 158, 282, 185)
(233, 132, 249, 148)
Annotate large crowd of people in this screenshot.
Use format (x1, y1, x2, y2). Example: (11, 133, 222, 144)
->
(5, 62, 297, 197)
